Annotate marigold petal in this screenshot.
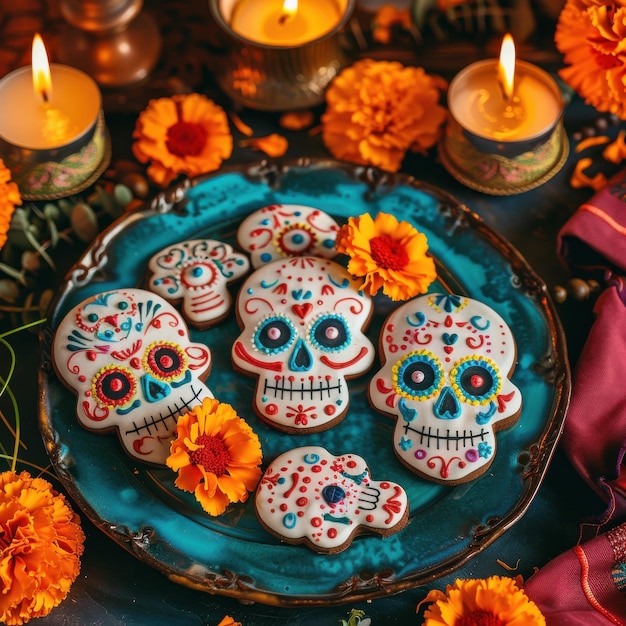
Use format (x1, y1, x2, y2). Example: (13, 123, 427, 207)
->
(195, 486, 230, 517)
(602, 128, 626, 163)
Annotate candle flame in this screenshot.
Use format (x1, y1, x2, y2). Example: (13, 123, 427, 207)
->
(498, 33, 515, 100)
(279, 0, 298, 23)
(32, 33, 52, 104)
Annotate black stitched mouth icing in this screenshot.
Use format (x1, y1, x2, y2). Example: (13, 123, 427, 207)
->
(263, 376, 343, 400)
(401, 423, 490, 450)
(124, 385, 204, 436)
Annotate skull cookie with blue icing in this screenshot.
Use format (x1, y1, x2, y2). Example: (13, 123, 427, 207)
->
(369, 293, 522, 484)
(232, 256, 375, 433)
(146, 238, 249, 329)
(236, 204, 340, 269)
(255, 446, 409, 553)
(52, 288, 213, 465)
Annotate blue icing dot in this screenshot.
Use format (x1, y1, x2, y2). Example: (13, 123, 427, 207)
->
(323, 239, 335, 249)
(260, 252, 273, 262)
(191, 266, 203, 277)
(283, 512, 297, 529)
(277, 476, 286, 484)
(322, 485, 345, 504)
(292, 233, 304, 244)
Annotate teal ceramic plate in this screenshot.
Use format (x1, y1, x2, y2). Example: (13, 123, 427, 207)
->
(39, 159, 570, 607)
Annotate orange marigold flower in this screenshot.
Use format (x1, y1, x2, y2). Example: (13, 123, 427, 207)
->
(555, 0, 626, 119)
(166, 398, 263, 517)
(418, 576, 546, 626)
(0, 470, 85, 626)
(216, 617, 242, 626)
(321, 59, 447, 173)
(0, 159, 21, 252)
(336, 212, 436, 301)
(132, 93, 233, 187)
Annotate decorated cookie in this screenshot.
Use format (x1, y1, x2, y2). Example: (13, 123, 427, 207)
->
(232, 256, 375, 433)
(369, 293, 522, 484)
(146, 239, 249, 329)
(255, 446, 409, 553)
(52, 288, 213, 465)
(236, 204, 340, 268)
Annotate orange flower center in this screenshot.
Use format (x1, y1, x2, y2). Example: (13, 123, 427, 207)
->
(370, 234, 409, 270)
(189, 434, 231, 476)
(457, 610, 505, 626)
(166, 121, 208, 157)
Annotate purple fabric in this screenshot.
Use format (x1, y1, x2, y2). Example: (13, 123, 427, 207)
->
(525, 524, 626, 625)
(556, 168, 626, 525)
(558, 168, 626, 279)
(524, 173, 626, 624)
(561, 281, 626, 526)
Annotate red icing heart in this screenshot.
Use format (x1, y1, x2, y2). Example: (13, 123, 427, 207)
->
(444, 346, 454, 354)
(292, 303, 313, 319)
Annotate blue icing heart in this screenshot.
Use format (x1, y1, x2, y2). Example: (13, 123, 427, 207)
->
(442, 332, 458, 345)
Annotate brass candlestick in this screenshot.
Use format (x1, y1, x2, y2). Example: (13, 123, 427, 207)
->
(56, 0, 162, 87)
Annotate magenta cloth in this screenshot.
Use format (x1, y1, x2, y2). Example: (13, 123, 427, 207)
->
(558, 168, 626, 278)
(525, 523, 626, 624)
(557, 169, 626, 525)
(560, 282, 626, 525)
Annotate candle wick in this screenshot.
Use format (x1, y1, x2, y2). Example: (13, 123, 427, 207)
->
(41, 89, 49, 104)
(278, 12, 290, 24)
(497, 77, 511, 102)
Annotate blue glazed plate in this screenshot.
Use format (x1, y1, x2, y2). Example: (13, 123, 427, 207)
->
(38, 159, 570, 607)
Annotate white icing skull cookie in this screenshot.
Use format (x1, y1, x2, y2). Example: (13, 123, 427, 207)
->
(369, 293, 522, 484)
(52, 288, 213, 465)
(146, 239, 249, 329)
(255, 446, 409, 553)
(236, 204, 339, 268)
(232, 256, 375, 433)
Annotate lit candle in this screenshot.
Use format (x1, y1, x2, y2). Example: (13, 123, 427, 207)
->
(209, 0, 354, 110)
(0, 34, 101, 150)
(447, 34, 563, 147)
(0, 34, 108, 199)
(230, 0, 343, 46)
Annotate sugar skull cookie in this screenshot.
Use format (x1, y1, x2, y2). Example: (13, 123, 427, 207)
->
(236, 204, 339, 268)
(232, 256, 375, 433)
(52, 288, 213, 465)
(146, 238, 249, 329)
(255, 446, 409, 553)
(369, 293, 522, 484)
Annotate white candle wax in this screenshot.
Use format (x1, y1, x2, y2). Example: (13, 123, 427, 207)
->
(0, 64, 101, 151)
(448, 59, 563, 143)
(229, 0, 344, 46)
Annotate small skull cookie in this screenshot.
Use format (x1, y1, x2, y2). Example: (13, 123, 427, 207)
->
(52, 288, 213, 465)
(255, 446, 409, 553)
(236, 204, 340, 268)
(232, 256, 375, 433)
(146, 238, 249, 329)
(369, 293, 522, 484)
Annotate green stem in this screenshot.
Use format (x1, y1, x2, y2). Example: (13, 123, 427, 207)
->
(0, 317, 46, 339)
